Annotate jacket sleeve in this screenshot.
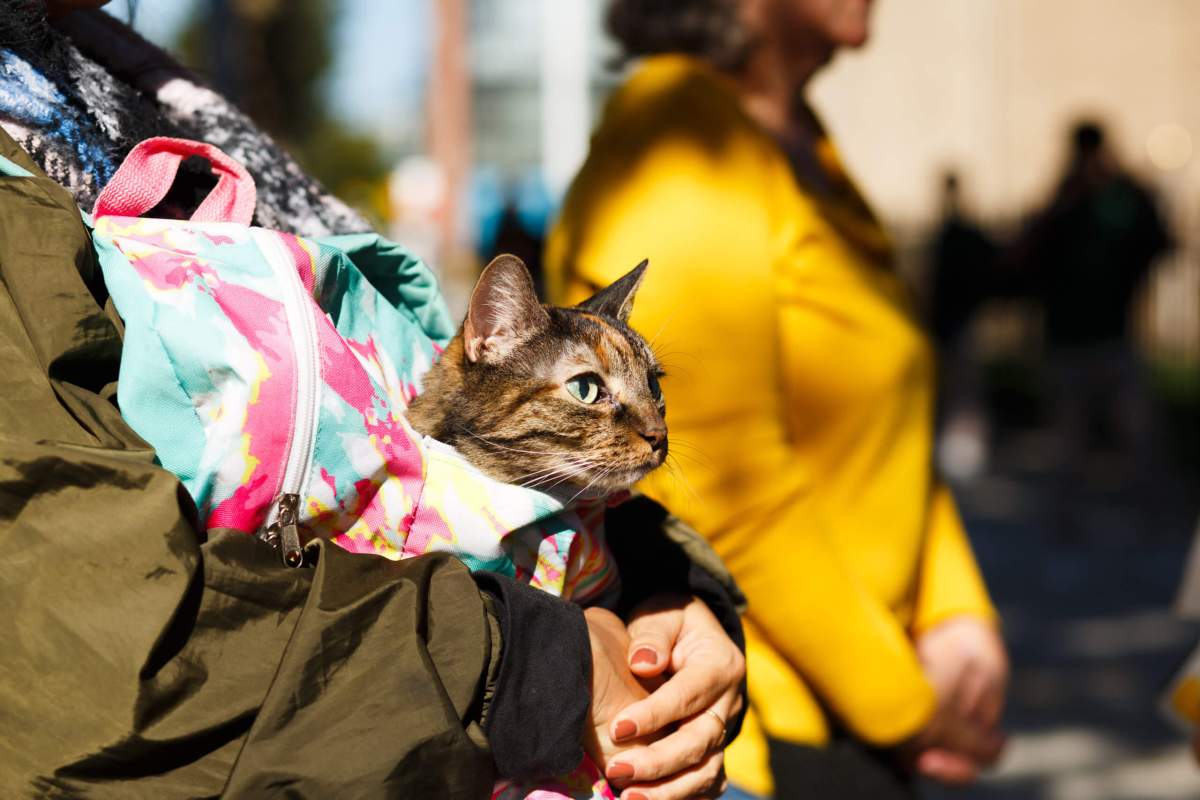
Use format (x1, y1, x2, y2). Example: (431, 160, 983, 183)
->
(0, 133, 502, 798)
(910, 481, 999, 635)
(706, 494, 936, 746)
(474, 571, 592, 781)
(546, 110, 936, 746)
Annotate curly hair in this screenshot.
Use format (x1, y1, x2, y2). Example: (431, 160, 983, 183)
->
(0, 1, 51, 52)
(0, 1, 138, 53)
(605, 0, 752, 71)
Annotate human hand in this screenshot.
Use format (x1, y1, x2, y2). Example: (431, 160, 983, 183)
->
(583, 607, 657, 772)
(603, 594, 745, 800)
(906, 615, 1009, 784)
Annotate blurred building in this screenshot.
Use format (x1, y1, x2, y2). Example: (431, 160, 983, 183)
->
(420, 0, 616, 312)
(467, 0, 540, 174)
(468, 0, 615, 193)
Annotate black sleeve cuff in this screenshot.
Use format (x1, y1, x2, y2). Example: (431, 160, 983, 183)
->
(473, 571, 592, 781)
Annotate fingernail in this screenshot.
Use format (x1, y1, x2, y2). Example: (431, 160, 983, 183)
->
(606, 761, 634, 780)
(613, 719, 637, 741)
(624, 792, 648, 800)
(631, 647, 658, 666)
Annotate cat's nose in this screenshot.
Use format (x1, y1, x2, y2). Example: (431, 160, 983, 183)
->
(639, 426, 667, 453)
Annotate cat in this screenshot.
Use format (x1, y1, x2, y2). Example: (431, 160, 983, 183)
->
(405, 254, 667, 497)
(407, 255, 665, 800)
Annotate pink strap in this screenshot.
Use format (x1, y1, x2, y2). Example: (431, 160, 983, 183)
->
(93, 137, 257, 225)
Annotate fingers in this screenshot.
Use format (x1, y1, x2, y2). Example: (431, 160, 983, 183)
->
(956, 665, 989, 724)
(614, 751, 726, 800)
(978, 729, 1007, 767)
(950, 654, 1007, 746)
(939, 713, 1006, 771)
(612, 662, 727, 743)
(980, 657, 1010, 730)
(954, 718, 1006, 766)
(606, 707, 727, 785)
(907, 699, 1006, 789)
(626, 603, 684, 679)
(916, 748, 980, 786)
(962, 630, 1010, 731)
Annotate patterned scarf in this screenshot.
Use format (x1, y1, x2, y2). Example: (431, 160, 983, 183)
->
(0, 6, 368, 238)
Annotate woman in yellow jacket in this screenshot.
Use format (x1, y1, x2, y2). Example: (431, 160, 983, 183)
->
(547, 1, 1009, 797)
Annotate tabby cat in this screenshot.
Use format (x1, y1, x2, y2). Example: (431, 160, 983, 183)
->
(406, 254, 667, 496)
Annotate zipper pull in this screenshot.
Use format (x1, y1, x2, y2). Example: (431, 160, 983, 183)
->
(268, 493, 305, 568)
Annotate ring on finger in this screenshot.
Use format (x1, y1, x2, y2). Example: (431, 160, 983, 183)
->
(704, 708, 727, 743)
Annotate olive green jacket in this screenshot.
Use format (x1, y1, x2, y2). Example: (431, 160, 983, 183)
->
(0, 129, 502, 798)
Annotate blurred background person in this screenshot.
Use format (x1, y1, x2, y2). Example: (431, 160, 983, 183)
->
(1016, 121, 1173, 532)
(927, 171, 999, 482)
(475, 170, 554, 297)
(546, 1, 1008, 797)
(930, 171, 998, 352)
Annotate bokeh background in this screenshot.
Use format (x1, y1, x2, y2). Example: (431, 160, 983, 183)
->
(109, 2, 1200, 797)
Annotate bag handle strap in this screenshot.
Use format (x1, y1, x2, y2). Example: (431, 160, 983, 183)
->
(93, 137, 257, 225)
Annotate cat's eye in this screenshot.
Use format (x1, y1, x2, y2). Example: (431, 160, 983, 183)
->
(648, 370, 663, 401)
(566, 374, 604, 404)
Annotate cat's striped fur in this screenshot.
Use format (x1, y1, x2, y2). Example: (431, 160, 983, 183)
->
(406, 255, 667, 495)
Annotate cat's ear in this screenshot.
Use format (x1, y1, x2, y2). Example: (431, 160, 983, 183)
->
(464, 254, 549, 362)
(576, 259, 648, 323)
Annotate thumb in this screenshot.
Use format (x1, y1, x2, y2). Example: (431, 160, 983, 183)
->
(625, 604, 683, 678)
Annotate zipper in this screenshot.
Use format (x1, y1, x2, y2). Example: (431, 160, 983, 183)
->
(264, 493, 304, 568)
(253, 228, 320, 568)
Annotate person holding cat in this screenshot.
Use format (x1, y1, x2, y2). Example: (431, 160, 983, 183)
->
(0, 3, 745, 798)
(548, 0, 1009, 797)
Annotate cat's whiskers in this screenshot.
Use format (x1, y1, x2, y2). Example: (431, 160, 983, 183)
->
(565, 465, 618, 506)
(644, 309, 678, 352)
(663, 453, 703, 505)
(664, 450, 708, 473)
(514, 458, 599, 490)
(662, 437, 712, 469)
(542, 461, 597, 484)
(522, 470, 590, 491)
(508, 454, 594, 480)
(450, 425, 604, 490)
(514, 465, 585, 486)
(456, 426, 584, 458)
(517, 451, 603, 481)
(530, 461, 610, 492)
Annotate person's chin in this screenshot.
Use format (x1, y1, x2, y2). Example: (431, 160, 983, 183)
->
(836, 24, 871, 49)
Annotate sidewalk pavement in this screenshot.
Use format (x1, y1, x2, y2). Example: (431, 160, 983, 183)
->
(928, 435, 1200, 799)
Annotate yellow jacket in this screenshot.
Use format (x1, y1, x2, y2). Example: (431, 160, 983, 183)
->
(546, 56, 997, 795)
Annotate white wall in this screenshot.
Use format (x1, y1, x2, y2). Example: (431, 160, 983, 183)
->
(811, 0, 1200, 227)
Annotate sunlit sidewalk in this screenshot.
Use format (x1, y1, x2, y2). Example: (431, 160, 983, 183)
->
(929, 435, 1200, 799)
